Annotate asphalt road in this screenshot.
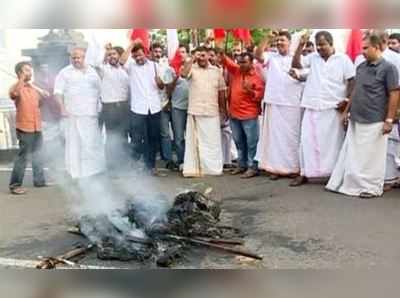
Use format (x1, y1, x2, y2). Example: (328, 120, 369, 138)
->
(1, 165, 400, 269)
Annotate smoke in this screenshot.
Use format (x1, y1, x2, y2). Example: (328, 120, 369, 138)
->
(40, 124, 174, 226)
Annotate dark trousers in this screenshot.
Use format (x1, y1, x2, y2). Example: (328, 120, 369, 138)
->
(171, 108, 187, 165)
(9, 130, 45, 189)
(160, 109, 173, 161)
(129, 111, 161, 170)
(101, 102, 130, 171)
(230, 118, 259, 170)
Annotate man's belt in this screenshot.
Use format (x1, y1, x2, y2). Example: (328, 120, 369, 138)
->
(102, 101, 128, 107)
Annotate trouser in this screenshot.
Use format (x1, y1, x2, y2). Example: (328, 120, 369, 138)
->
(129, 111, 161, 170)
(160, 109, 173, 161)
(171, 108, 187, 165)
(101, 101, 130, 171)
(9, 130, 45, 189)
(230, 118, 259, 170)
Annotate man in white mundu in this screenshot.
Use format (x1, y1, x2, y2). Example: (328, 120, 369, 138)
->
(290, 31, 355, 186)
(327, 33, 400, 198)
(181, 46, 227, 177)
(255, 30, 305, 180)
(54, 48, 105, 179)
(355, 31, 400, 191)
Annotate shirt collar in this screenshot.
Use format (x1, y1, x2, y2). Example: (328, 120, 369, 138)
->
(367, 57, 384, 66)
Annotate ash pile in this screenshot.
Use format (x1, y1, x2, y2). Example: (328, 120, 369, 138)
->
(78, 190, 261, 267)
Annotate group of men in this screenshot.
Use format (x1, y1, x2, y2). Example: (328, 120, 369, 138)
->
(8, 29, 400, 199)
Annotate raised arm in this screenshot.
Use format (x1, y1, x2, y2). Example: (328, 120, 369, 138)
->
(255, 31, 276, 63)
(180, 57, 193, 79)
(119, 40, 136, 66)
(220, 53, 239, 74)
(292, 33, 310, 69)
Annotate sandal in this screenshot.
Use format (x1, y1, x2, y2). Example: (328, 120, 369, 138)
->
(231, 168, 246, 175)
(359, 192, 377, 199)
(10, 187, 27, 195)
(289, 176, 308, 187)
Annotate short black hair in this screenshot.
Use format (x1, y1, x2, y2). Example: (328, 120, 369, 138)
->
(240, 52, 254, 62)
(389, 33, 400, 43)
(132, 43, 145, 53)
(305, 41, 314, 48)
(196, 46, 208, 53)
(207, 47, 217, 55)
(150, 42, 164, 51)
(179, 44, 189, 53)
(363, 34, 381, 49)
(315, 31, 334, 46)
(278, 30, 292, 41)
(112, 46, 124, 56)
(15, 61, 32, 76)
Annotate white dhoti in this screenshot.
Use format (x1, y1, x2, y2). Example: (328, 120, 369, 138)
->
(385, 123, 400, 184)
(254, 115, 264, 163)
(299, 108, 345, 178)
(65, 116, 106, 179)
(326, 121, 388, 197)
(259, 104, 302, 175)
(183, 115, 223, 177)
(220, 117, 233, 165)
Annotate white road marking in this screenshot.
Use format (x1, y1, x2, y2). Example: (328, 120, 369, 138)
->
(0, 257, 118, 270)
(0, 168, 49, 172)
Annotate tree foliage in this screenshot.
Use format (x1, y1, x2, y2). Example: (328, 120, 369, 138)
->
(151, 28, 304, 50)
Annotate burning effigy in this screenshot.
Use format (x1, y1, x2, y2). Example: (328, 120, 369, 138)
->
(74, 190, 261, 267)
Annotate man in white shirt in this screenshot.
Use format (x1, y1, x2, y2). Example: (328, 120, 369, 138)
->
(54, 47, 106, 179)
(389, 33, 400, 53)
(290, 31, 355, 186)
(149, 43, 175, 170)
(120, 42, 165, 176)
(255, 31, 305, 181)
(97, 45, 130, 175)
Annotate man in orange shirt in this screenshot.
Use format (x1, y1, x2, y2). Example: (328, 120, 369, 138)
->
(221, 52, 265, 178)
(9, 62, 49, 195)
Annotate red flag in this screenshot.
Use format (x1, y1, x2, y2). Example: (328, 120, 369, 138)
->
(170, 49, 184, 76)
(213, 29, 226, 41)
(130, 29, 150, 52)
(346, 29, 363, 62)
(232, 28, 252, 44)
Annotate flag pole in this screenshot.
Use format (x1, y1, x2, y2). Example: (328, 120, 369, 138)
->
(225, 30, 230, 53)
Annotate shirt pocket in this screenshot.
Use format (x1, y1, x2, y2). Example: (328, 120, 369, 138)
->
(363, 70, 384, 90)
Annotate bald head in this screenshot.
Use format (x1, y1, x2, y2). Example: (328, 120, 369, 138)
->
(71, 47, 86, 69)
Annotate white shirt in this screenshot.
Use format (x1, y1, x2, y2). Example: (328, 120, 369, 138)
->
(263, 52, 304, 107)
(125, 59, 163, 115)
(355, 48, 400, 84)
(54, 65, 101, 117)
(98, 64, 129, 103)
(301, 52, 355, 110)
(157, 58, 175, 107)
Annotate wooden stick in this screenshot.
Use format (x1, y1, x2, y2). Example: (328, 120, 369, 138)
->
(165, 234, 263, 261)
(126, 235, 153, 245)
(193, 237, 245, 246)
(36, 244, 94, 269)
(225, 30, 231, 53)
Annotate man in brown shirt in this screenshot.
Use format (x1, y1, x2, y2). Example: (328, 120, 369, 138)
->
(9, 62, 49, 195)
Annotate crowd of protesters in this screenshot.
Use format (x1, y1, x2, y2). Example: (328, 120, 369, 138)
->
(8, 29, 400, 199)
